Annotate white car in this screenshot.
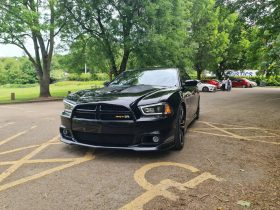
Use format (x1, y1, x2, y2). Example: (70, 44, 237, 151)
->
(197, 81, 217, 92)
(248, 80, 257, 87)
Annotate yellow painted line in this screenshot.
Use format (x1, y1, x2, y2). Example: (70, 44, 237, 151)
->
(191, 127, 278, 131)
(198, 121, 280, 132)
(120, 162, 223, 210)
(0, 135, 58, 183)
(0, 142, 61, 156)
(202, 121, 248, 138)
(0, 152, 94, 192)
(183, 172, 223, 188)
(0, 106, 24, 110)
(192, 130, 280, 145)
(134, 162, 199, 191)
(0, 125, 37, 147)
(0, 158, 83, 166)
(242, 136, 279, 138)
(263, 130, 280, 137)
(191, 130, 231, 138)
(0, 122, 15, 129)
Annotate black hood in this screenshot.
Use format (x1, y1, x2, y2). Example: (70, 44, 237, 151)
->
(66, 85, 178, 107)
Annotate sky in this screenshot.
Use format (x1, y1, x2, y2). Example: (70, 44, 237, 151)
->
(0, 39, 66, 57)
(0, 44, 27, 57)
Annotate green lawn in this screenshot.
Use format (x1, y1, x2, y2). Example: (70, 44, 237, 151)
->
(0, 81, 104, 104)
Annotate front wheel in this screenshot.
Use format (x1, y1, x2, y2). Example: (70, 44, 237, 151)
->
(202, 87, 209, 92)
(195, 102, 200, 120)
(173, 106, 185, 150)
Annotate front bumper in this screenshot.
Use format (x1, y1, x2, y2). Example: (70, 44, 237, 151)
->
(209, 86, 217, 92)
(60, 112, 176, 151)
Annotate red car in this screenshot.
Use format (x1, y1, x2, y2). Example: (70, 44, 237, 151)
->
(201, 79, 221, 88)
(232, 78, 251, 88)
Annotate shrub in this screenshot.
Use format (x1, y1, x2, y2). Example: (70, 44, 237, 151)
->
(67, 73, 80, 81)
(93, 73, 109, 81)
(80, 73, 92, 81)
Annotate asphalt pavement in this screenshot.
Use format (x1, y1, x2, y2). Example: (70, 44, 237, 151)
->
(0, 87, 279, 210)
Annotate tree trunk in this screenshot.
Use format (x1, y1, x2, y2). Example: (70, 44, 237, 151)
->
(39, 73, 51, 97)
(197, 69, 202, 80)
(119, 48, 130, 73)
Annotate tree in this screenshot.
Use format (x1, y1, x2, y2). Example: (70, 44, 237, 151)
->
(128, 0, 192, 70)
(60, 36, 111, 74)
(212, 3, 239, 78)
(233, 0, 280, 76)
(0, 0, 66, 97)
(62, 0, 191, 77)
(190, 0, 220, 79)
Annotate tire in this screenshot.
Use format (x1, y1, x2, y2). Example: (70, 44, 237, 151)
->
(202, 86, 209, 92)
(173, 105, 185, 150)
(195, 101, 200, 120)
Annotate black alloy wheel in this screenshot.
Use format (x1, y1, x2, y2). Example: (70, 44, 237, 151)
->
(173, 105, 186, 150)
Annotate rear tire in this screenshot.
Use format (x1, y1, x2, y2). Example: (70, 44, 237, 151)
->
(173, 106, 185, 150)
(202, 87, 209, 92)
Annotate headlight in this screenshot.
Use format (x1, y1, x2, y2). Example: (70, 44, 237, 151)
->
(139, 103, 172, 116)
(64, 100, 75, 114)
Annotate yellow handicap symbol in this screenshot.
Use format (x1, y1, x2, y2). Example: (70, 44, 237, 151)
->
(120, 162, 224, 210)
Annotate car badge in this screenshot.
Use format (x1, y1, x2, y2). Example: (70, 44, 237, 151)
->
(115, 115, 130, 119)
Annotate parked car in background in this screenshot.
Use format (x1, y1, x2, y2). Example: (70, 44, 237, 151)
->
(201, 79, 221, 89)
(197, 80, 217, 92)
(232, 78, 252, 88)
(248, 79, 257, 87)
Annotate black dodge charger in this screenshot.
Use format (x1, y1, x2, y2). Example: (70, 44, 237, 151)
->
(60, 68, 200, 151)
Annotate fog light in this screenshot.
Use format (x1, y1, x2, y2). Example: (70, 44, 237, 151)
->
(63, 129, 72, 137)
(152, 136, 159, 143)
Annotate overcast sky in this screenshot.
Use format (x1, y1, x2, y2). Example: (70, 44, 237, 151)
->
(0, 38, 66, 57)
(0, 44, 28, 57)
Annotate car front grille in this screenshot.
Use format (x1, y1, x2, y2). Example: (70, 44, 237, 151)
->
(72, 104, 133, 121)
(73, 131, 134, 147)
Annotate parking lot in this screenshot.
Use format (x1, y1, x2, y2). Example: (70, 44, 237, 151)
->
(0, 87, 279, 209)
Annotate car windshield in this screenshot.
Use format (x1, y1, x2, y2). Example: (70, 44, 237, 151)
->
(109, 69, 179, 87)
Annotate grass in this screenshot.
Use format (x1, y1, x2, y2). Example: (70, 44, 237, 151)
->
(0, 81, 104, 104)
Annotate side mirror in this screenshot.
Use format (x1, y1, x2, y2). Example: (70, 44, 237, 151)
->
(183, 80, 198, 87)
(103, 81, 110, 87)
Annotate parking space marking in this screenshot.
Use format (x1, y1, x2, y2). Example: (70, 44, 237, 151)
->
(0, 142, 60, 155)
(0, 135, 95, 192)
(0, 106, 38, 113)
(191, 121, 280, 145)
(0, 125, 37, 147)
(0, 122, 15, 129)
(0, 106, 25, 110)
(0, 152, 94, 192)
(120, 162, 223, 210)
(197, 121, 280, 133)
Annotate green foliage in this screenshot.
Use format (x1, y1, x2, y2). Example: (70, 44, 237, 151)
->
(80, 73, 92, 81)
(66, 72, 108, 81)
(93, 73, 110, 81)
(61, 0, 193, 76)
(0, 57, 37, 85)
(0, 0, 279, 86)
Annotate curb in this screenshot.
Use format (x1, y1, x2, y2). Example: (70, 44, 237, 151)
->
(0, 98, 63, 105)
